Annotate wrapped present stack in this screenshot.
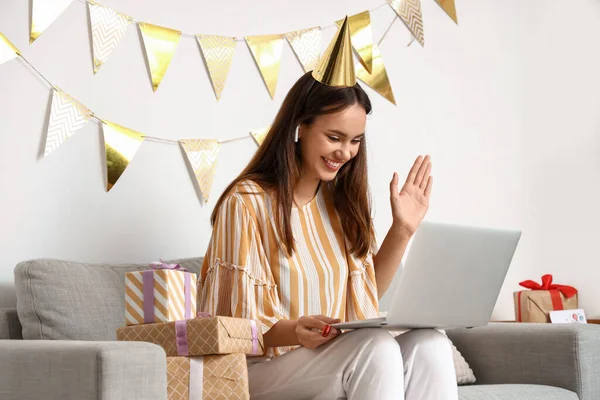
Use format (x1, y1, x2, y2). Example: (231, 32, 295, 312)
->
(117, 260, 265, 400)
(514, 274, 578, 323)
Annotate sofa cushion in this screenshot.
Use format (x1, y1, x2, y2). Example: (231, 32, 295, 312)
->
(458, 384, 578, 400)
(14, 257, 203, 341)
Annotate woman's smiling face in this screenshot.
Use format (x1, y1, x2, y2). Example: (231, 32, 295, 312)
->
(298, 103, 367, 182)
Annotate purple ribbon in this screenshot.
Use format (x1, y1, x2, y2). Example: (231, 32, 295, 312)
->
(149, 259, 189, 272)
(175, 320, 189, 356)
(142, 270, 155, 324)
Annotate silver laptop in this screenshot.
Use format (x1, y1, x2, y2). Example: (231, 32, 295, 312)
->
(332, 220, 522, 330)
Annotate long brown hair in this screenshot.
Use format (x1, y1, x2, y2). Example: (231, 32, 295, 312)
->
(211, 71, 375, 259)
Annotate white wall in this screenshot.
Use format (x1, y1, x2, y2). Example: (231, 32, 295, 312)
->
(1, 0, 599, 320)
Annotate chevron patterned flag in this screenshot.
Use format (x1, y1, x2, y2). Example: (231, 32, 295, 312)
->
(388, 0, 424, 47)
(31, 0, 73, 44)
(285, 27, 321, 73)
(436, 0, 458, 23)
(0, 32, 20, 66)
(196, 35, 237, 100)
(101, 121, 144, 192)
(356, 44, 396, 105)
(89, 1, 131, 74)
(138, 22, 182, 92)
(250, 126, 271, 146)
(336, 11, 374, 74)
(245, 34, 285, 99)
(44, 89, 92, 157)
(180, 139, 220, 203)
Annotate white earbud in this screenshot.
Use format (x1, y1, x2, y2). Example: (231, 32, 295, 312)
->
(294, 126, 299, 142)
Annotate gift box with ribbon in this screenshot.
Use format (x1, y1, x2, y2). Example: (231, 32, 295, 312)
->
(124, 260, 197, 326)
(116, 313, 264, 357)
(167, 353, 249, 400)
(513, 274, 578, 323)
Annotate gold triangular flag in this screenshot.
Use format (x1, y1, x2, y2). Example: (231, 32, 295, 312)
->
(245, 34, 285, 99)
(44, 88, 92, 157)
(138, 22, 181, 92)
(435, 0, 458, 24)
(196, 35, 237, 100)
(387, 0, 424, 47)
(313, 16, 355, 87)
(89, 1, 131, 74)
(336, 11, 374, 74)
(31, 0, 73, 44)
(0, 32, 20, 65)
(356, 44, 396, 105)
(250, 126, 271, 146)
(101, 121, 144, 192)
(180, 139, 220, 203)
(285, 27, 321, 73)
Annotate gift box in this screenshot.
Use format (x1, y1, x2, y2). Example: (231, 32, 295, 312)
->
(125, 261, 197, 326)
(514, 274, 578, 323)
(116, 315, 264, 357)
(167, 354, 249, 400)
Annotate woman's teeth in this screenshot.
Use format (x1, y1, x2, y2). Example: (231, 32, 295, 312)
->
(323, 157, 342, 169)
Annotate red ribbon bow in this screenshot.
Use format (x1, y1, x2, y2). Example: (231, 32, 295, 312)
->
(149, 259, 189, 272)
(519, 274, 577, 298)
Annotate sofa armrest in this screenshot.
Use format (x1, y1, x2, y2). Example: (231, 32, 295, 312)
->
(446, 323, 600, 400)
(0, 340, 167, 400)
(0, 308, 22, 339)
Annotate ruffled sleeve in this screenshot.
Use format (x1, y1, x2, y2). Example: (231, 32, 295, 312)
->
(345, 242, 380, 321)
(198, 193, 283, 337)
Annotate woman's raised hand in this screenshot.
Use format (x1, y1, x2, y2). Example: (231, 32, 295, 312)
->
(295, 315, 341, 349)
(389, 155, 433, 238)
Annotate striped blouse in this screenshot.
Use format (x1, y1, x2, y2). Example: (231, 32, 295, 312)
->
(198, 180, 379, 357)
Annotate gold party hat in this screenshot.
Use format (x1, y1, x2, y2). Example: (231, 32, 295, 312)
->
(312, 16, 356, 87)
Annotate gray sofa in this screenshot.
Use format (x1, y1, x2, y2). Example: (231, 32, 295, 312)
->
(1, 258, 599, 400)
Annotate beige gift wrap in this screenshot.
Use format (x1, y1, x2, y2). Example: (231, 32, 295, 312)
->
(124, 262, 197, 326)
(513, 274, 578, 323)
(117, 316, 264, 356)
(167, 354, 249, 400)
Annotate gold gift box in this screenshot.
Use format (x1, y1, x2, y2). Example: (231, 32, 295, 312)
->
(117, 316, 264, 357)
(167, 354, 249, 400)
(514, 290, 578, 323)
(124, 269, 197, 326)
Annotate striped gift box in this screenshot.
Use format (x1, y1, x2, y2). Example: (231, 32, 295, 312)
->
(125, 262, 197, 326)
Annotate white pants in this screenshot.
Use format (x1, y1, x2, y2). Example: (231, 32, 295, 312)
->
(248, 328, 458, 400)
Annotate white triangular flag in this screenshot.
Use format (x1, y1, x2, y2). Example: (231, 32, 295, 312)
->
(44, 88, 92, 157)
(89, 1, 131, 74)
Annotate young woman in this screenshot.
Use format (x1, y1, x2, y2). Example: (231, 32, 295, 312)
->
(197, 68, 458, 399)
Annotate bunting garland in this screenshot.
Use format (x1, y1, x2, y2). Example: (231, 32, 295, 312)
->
(19, 0, 460, 99)
(138, 22, 182, 92)
(245, 34, 285, 100)
(89, 1, 131, 74)
(0, 1, 460, 202)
